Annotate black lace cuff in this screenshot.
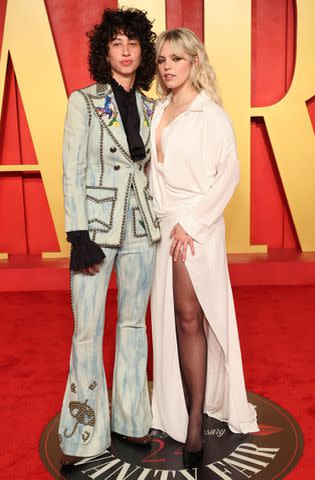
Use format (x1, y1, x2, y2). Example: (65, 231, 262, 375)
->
(67, 230, 105, 271)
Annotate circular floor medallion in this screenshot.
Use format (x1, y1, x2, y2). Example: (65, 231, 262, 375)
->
(40, 392, 303, 479)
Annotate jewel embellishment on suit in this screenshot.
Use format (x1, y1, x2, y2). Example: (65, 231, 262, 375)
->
(88, 381, 97, 390)
(96, 95, 119, 126)
(70, 383, 77, 393)
(82, 431, 91, 443)
(63, 399, 96, 439)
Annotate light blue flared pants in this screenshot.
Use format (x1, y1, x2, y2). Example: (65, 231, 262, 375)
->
(58, 191, 155, 456)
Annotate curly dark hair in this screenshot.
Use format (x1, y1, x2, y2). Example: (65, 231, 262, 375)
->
(87, 8, 156, 91)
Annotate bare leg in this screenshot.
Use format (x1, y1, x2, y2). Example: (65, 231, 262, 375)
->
(173, 257, 207, 452)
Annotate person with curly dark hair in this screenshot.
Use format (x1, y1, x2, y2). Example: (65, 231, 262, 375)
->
(87, 8, 156, 90)
(58, 8, 160, 466)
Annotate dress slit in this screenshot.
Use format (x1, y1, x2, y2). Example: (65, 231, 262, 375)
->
(151, 217, 258, 443)
(172, 248, 229, 426)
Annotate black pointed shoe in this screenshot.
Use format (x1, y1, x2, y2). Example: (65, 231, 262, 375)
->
(183, 447, 203, 469)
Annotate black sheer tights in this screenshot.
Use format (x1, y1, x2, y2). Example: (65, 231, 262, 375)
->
(173, 258, 207, 452)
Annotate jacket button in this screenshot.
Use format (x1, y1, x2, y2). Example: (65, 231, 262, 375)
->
(110, 147, 117, 153)
(113, 165, 120, 170)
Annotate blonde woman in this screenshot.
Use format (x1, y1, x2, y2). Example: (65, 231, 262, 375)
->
(149, 28, 258, 468)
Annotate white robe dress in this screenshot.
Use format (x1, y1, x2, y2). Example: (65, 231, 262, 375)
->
(149, 91, 258, 443)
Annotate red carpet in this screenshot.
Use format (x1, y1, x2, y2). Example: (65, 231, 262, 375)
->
(1, 286, 314, 479)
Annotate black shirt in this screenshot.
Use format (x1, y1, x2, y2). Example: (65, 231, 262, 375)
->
(110, 77, 146, 161)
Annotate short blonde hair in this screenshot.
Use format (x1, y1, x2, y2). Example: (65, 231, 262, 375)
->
(155, 27, 221, 105)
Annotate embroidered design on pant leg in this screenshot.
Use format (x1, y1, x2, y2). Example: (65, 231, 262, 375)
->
(63, 399, 96, 439)
(88, 381, 97, 390)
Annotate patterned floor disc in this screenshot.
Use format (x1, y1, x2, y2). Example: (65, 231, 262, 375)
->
(40, 392, 303, 479)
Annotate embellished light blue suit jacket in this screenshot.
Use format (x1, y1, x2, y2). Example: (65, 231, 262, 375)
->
(63, 83, 160, 247)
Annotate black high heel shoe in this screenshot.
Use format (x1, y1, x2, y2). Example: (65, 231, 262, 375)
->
(182, 446, 204, 469)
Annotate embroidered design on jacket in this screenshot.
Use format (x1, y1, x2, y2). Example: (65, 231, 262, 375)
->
(142, 97, 154, 127)
(86, 90, 151, 162)
(96, 95, 119, 126)
(132, 207, 148, 238)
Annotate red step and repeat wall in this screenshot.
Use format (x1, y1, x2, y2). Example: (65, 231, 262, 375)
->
(0, 0, 314, 257)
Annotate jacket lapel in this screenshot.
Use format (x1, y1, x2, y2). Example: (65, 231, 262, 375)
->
(89, 84, 131, 162)
(88, 85, 154, 162)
